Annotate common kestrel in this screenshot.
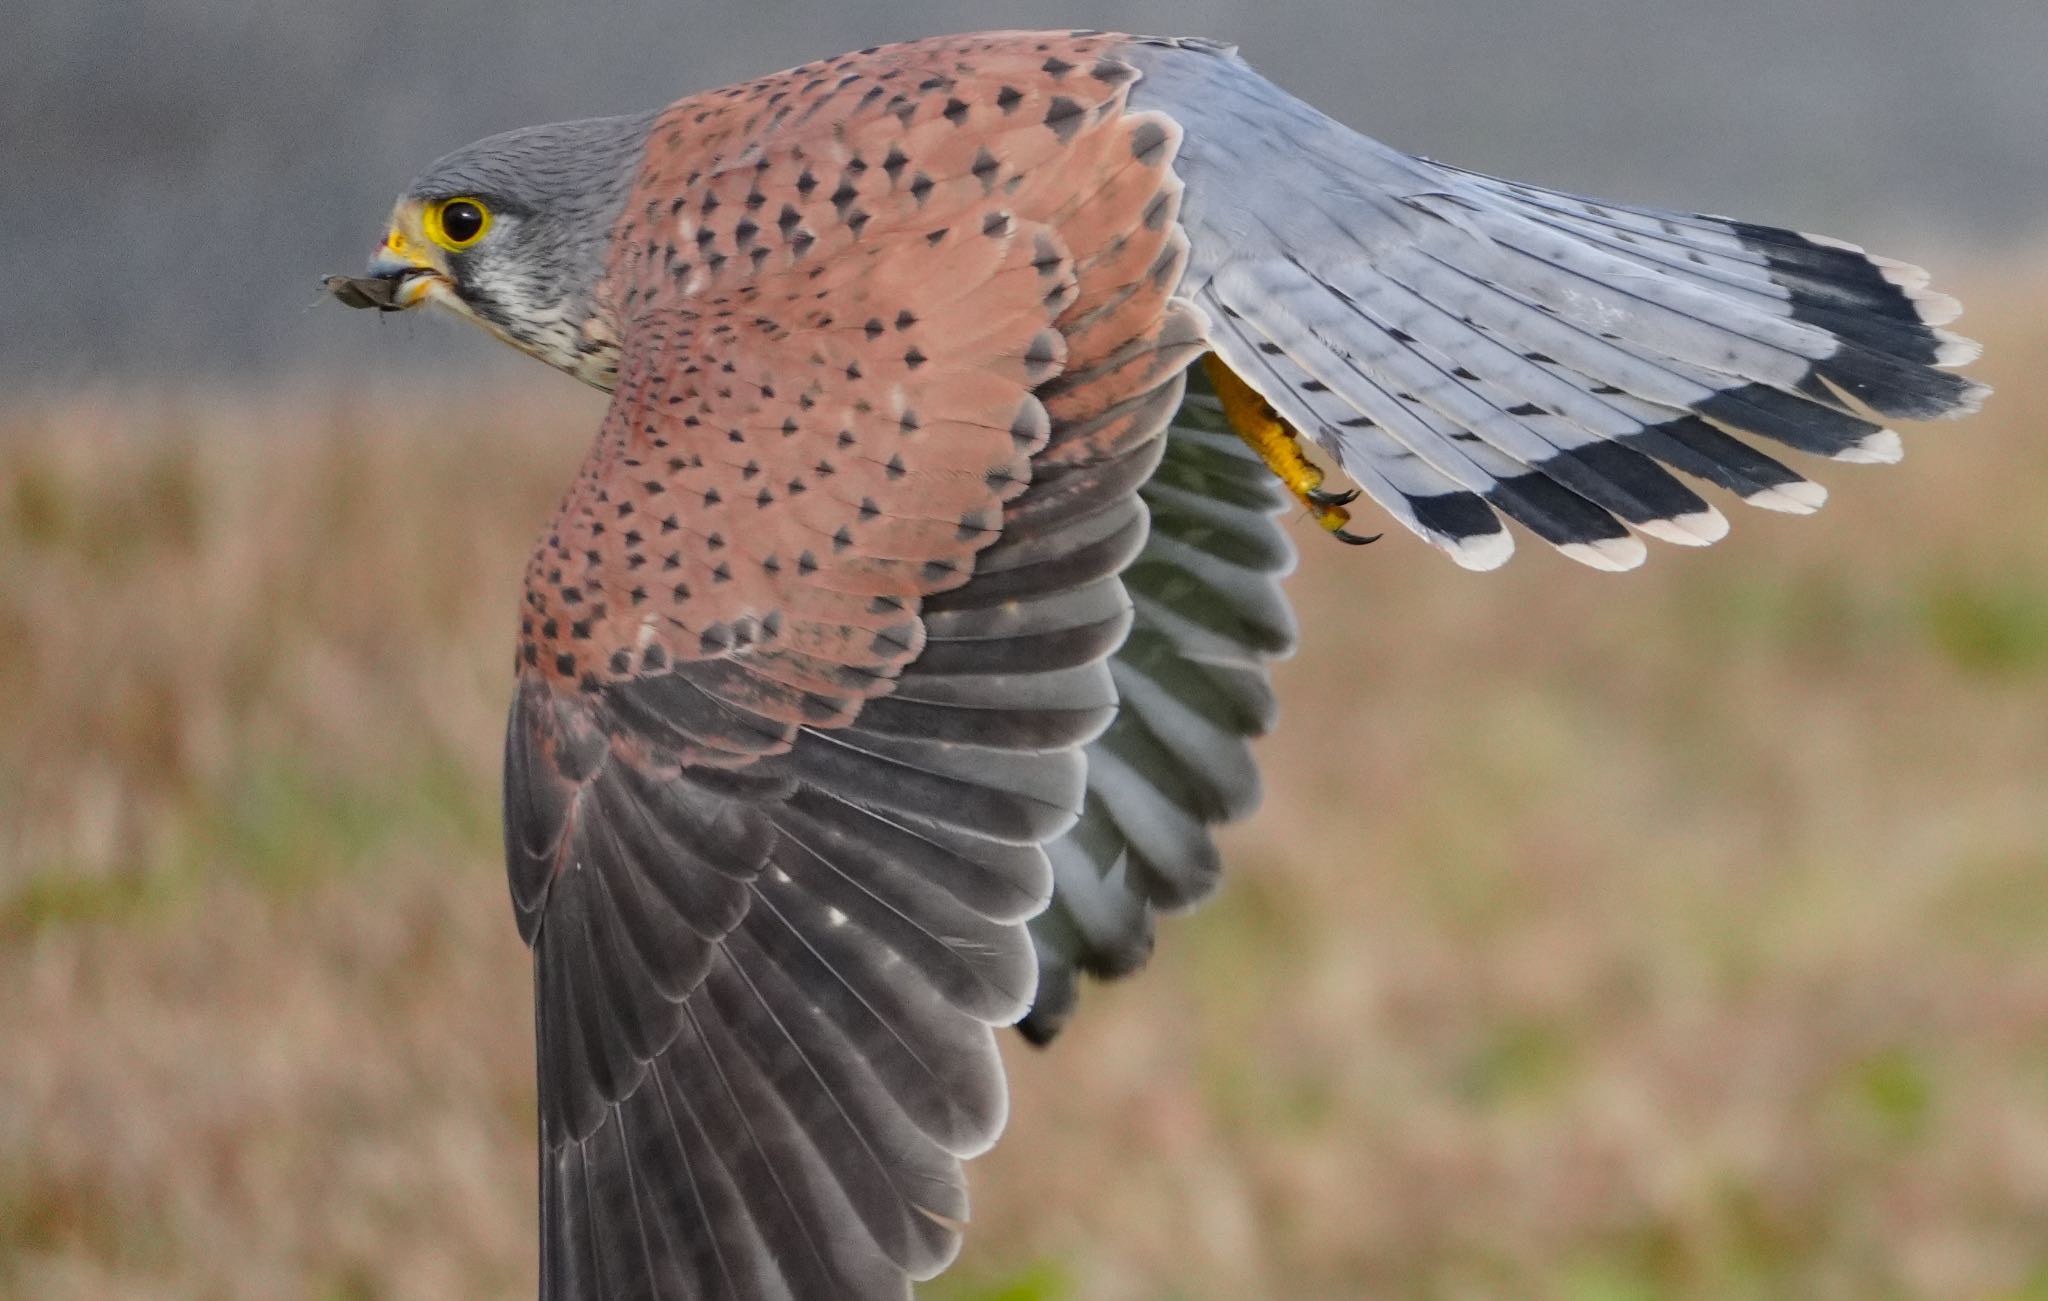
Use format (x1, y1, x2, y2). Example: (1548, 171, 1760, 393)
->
(330, 30, 1986, 1299)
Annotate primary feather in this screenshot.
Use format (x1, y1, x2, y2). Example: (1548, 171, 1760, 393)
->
(336, 28, 1986, 1300)
(1131, 36, 1983, 571)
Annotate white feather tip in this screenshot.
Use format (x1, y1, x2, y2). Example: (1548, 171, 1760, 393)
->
(1834, 429, 1904, 465)
(1638, 507, 1730, 548)
(1559, 535, 1648, 572)
(1743, 479, 1828, 515)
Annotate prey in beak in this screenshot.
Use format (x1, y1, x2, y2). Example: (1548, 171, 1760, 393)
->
(324, 227, 446, 312)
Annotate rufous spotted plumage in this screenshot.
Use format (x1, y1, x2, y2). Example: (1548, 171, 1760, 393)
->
(331, 29, 1986, 1299)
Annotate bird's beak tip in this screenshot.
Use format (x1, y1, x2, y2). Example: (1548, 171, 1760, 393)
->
(325, 228, 442, 312)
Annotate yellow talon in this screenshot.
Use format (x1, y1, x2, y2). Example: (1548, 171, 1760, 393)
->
(1201, 354, 1379, 545)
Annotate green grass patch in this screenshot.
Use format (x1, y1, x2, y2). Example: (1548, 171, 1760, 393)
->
(1920, 574, 2048, 676)
(1834, 1047, 1936, 1146)
(1456, 1015, 1578, 1108)
(1559, 1256, 1670, 1301)
(1680, 569, 1892, 666)
(1, 745, 496, 937)
(924, 1259, 1072, 1301)
(0, 862, 172, 936)
(1, 443, 203, 570)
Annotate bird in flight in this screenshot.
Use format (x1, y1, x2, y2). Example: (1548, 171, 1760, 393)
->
(330, 29, 1985, 1299)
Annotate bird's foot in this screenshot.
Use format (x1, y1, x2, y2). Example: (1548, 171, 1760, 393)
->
(1200, 354, 1379, 546)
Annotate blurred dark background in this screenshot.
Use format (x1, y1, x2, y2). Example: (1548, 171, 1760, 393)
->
(3, 0, 2044, 384)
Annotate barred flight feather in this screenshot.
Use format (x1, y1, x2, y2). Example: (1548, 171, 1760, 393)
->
(1130, 38, 1985, 570)
(358, 28, 1993, 1301)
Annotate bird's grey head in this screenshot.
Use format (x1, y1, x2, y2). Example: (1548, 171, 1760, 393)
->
(328, 113, 656, 386)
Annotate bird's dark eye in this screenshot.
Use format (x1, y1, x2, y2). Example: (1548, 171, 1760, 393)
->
(427, 196, 492, 251)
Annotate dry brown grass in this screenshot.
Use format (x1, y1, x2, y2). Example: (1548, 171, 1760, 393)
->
(4, 268, 2047, 1300)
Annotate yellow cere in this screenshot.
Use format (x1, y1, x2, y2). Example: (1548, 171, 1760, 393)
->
(381, 226, 429, 265)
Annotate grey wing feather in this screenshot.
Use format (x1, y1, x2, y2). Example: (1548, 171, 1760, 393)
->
(1128, 38, 1988, 571)
(519, 381, 1180, 1299)
(511, 33, 1998, 1295)
(1021, 371, 1298, 1043)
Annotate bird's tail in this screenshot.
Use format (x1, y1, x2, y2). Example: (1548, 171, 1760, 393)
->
(1128, 37, 1988, 570)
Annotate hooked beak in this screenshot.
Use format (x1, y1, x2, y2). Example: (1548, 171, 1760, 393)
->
(323, 228, 446, 312)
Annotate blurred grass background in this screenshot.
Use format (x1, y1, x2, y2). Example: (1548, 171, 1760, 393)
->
(3, 267, 2046, 1300)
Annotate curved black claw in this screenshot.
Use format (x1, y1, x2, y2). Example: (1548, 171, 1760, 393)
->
(1332, 526, 1381, 546)
(1307, 486, 1360, 508)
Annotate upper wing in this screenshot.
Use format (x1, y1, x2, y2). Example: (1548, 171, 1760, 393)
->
(1023, 34, 1992, 1034)
(503, 33, 1204, 1299)
(1130, 39, 1988, 571)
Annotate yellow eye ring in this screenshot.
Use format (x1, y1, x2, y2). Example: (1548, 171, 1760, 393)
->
(424, 196, 492, 251)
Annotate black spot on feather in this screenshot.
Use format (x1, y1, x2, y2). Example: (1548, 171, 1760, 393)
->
(1043, 96, 1085, 142)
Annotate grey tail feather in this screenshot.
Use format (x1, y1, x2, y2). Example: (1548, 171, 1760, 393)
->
(1128, 37, 1987, 572)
